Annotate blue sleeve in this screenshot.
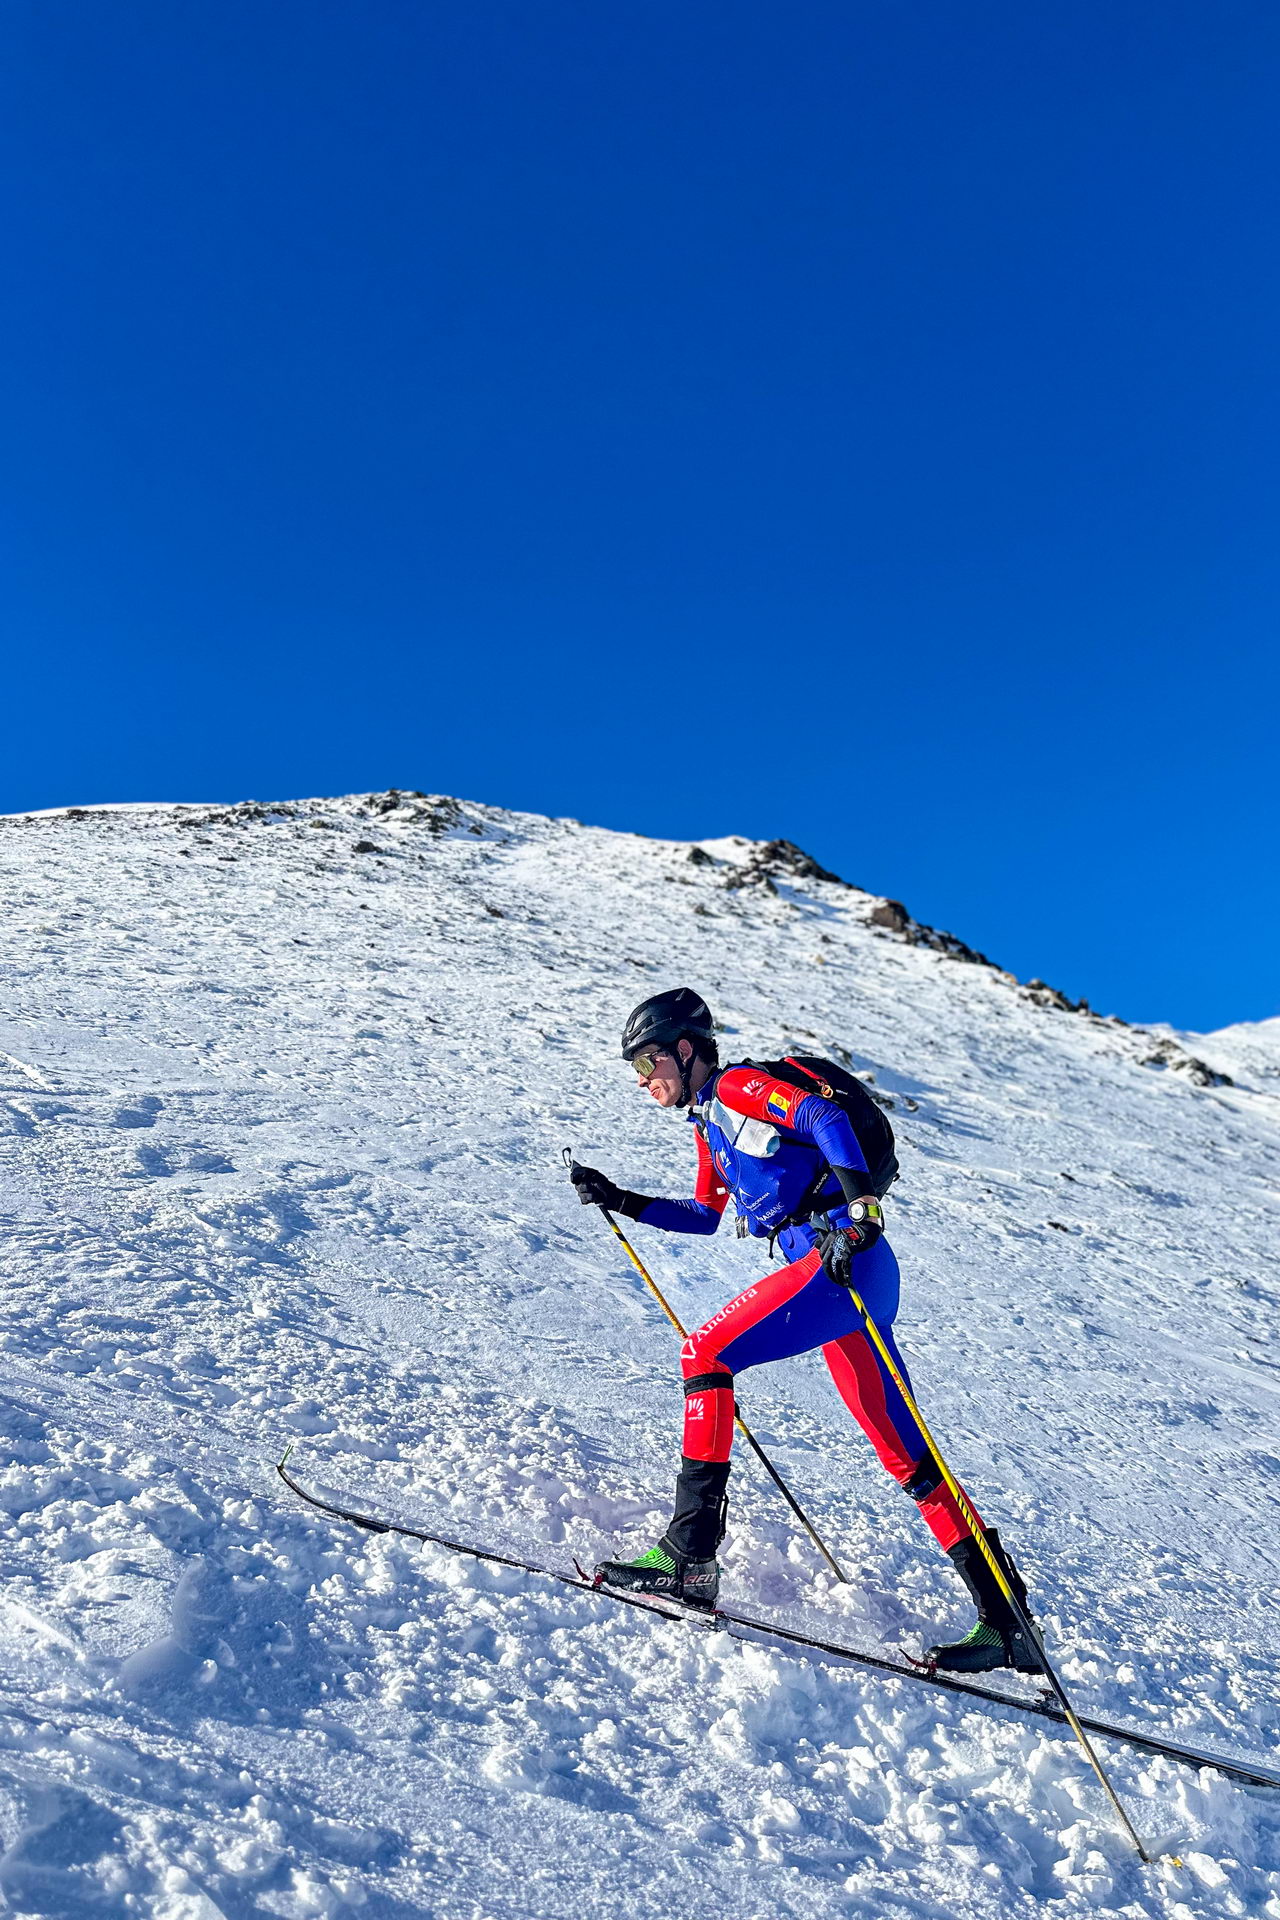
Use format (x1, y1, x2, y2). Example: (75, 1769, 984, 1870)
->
(788, 1094, 869, 1177)
(636, 1196, 723, 1236)
(788, 1096, 873, 1231)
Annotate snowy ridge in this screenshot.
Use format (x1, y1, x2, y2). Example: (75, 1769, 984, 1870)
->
(0, 792, 1277, 1917)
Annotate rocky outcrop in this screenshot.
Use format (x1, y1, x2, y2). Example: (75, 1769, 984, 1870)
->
(722, 838, 847, 893)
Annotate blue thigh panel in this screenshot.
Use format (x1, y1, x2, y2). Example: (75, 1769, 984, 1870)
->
(718, 1236, 901, 1375)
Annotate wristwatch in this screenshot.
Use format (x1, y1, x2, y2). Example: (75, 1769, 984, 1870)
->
(846, 1200, 882, 1226)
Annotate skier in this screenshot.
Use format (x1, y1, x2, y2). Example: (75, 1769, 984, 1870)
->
(569, 986, 1041, 1674)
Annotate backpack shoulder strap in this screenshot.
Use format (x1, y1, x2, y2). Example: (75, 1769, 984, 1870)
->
(779, 1055, 836, 1098)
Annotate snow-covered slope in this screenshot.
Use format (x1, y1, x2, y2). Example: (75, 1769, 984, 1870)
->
(0, 791, 1276, 1918)
(1189, 1016, 1280, 1095)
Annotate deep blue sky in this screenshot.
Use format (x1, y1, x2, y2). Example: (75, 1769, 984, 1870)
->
(3, 2, 1277, 1032)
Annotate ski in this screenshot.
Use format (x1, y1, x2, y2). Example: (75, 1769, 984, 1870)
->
(276, 1456, 1280, 1795)
(276, 1451, 703, 1630)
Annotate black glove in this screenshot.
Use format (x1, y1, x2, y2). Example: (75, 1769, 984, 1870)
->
(569, 1161, 652, 1219)
(818, 1200, 884, 1286)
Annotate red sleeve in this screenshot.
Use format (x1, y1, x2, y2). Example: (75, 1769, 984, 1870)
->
(694, 1128, 730, 1212)
(714, 1065, 814, 1133)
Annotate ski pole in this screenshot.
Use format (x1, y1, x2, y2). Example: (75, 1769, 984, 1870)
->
(567, 1153, 849, 1584)
(843, 1281, 1158, 1866)
(603, 1205, 850, 1584)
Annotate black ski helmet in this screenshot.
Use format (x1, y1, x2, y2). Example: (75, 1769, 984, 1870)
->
(621, 989, 717, 1105)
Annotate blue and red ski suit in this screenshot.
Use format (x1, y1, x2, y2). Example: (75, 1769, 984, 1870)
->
(632, 1063, 972, 1552)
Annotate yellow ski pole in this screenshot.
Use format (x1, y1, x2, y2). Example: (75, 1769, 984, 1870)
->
(844, 1281, 1158, 1866)
(567, 1151, 849, 1584)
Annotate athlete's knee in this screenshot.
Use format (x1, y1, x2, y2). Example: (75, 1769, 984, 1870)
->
(683, 1369, 734, 1398)
(681, 1369, 736, 1463)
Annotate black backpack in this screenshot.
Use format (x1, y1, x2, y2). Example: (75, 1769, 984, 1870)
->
(748, 1054, 900, 1200)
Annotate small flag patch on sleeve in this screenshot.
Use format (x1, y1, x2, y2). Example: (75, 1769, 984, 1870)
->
(765, 1087, 793, 1122)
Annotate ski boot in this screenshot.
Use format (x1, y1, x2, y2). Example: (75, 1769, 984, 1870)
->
(927, 1527, 1044, 1675)
(593, 1457, 728, 1613)
(592, 1534, 720, 1611)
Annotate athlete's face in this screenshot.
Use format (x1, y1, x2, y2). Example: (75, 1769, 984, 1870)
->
(634, 1038, 708, 1108)
(635, 1047, 683, 1107)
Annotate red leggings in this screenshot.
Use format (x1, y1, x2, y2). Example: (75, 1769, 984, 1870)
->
(679, 1246, 974, 1552)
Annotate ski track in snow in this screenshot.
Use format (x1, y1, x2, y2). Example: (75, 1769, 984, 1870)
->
(0, 791, 1276, 1918)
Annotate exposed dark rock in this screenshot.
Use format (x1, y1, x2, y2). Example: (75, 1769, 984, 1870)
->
(869, 900, 910, 934)
(754, 839, 846, 884)
(863, 893, 993, 966)
(355, 791, 465, 832)
(688, 846, 714, 866)
(909, 922, 994, 966)
(1138, 1037, 1233, 1088)
(715, 834, 999, 969)
(352, 840, 381, 855)
(722, 838, 847, 892)
(421, 796, 463, 834)
(1023, 979, 1082, 1013)
(724, 865, 778, 894)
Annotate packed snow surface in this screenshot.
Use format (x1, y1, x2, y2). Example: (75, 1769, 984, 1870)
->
(0, 791, 1276, 1918)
